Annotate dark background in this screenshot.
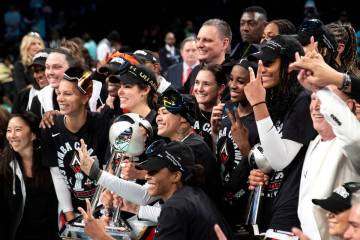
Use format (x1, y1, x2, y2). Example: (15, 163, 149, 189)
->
(1, 0, 359, 55)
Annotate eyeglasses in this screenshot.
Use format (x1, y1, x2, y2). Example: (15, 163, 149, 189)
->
(63, 71, 93, 95)
(158, 90, 184, 114)
(298, 19, 323, 35)
(145, 139, 167, 158)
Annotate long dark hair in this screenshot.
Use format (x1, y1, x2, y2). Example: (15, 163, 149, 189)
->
(0, 112, 47, 188)
(266, 55, 303, 126)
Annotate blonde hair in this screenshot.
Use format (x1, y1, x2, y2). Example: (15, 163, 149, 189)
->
(20, 32, 45, 66)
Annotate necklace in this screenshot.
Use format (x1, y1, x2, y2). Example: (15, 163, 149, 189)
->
(199, 109, 211, 122)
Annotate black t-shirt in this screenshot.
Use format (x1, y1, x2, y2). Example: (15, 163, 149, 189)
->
(41, 112, 110, 208)
(183, 133, 222, 207)
(193, 110, 213, 150)
(263, 90, 317, 231)
(155, 185, 232, 240)
(216, 102, 259, 227)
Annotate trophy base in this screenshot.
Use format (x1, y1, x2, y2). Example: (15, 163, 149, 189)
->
(233, 224, 265, 240)
(60, 221, 132, 240)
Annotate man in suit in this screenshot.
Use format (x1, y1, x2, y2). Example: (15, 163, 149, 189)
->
(159, 32, 181, 74)
(164, 36, 199, 92)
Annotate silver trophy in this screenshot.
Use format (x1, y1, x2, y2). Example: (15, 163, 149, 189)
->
(245, 143, 272, 236)
(60, 113, 152, 240)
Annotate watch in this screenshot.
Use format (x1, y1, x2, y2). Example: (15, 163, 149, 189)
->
(339, 73, 352, 92)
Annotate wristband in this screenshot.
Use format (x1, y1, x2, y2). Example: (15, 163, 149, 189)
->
(339, 73, 351, 92)
(251, 101, 266, 108)
(89, 158, 102, 181)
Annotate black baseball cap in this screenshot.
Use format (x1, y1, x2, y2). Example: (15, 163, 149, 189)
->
(136, 141, 195, 179)
(29, 48, 51, 68)
(312, 182, 360, 213)
(133, 49, 160, 64)
(109, 64, 158, 93)
(248, 35, 304, 62)
(295, 18, 337, 55)
(157, 89, 197, 125)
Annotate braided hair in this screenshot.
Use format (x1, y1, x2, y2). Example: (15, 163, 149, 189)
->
(326, 23, 360, 77)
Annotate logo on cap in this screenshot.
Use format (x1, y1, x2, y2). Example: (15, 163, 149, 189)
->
(334, 186, 350, 199)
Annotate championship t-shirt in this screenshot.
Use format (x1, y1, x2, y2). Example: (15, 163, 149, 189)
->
(216, 101, 259, 227)
(41, 112, 110, 206)
(263, 90, 317, 231)
(193, 110, 213, 150)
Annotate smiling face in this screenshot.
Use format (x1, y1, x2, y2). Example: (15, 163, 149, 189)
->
(310, 92, 332, 133)
(57, 80, 88, 116)
(229, 65, 250, 103)
(33, 65, 48, 89)
(45, 52, 70, 89)
(117, 83, 149, 111)
(193, 69, 222, 108)
(6, 117, 35, 154)
(145, 167, 179, 200)
(260, 58, 281, 89)
(327, 210, 350, 237)
(196, 25, 228, 64)
(156, 107, 182, 140)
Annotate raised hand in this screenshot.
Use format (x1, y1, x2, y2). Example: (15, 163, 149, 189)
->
(244, 61, 266, 107)
(227, 106, 251, 157)
(78, 139, 94, 176)
(211, 103, 225, 136)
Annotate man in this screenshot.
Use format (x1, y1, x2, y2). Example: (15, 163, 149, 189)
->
(164, 36, 199, 91)
(184, 18, 232, 94)
(313, 182, 360, 238)
(344, 191, 360, 240)
(158, 32, 181, 74)
(230, 6, 267, 60)
(133, 49, 171, 94)
(297, 85, 360, 239)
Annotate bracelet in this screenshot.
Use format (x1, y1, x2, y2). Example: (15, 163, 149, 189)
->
(251, 101, 266, 108)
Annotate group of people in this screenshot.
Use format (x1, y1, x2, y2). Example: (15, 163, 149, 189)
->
(1, 4, 360, 240)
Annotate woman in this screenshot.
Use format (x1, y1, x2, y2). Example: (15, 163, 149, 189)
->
(78, 141, 232, 240)
(41, 65, 110, 222)
(12, 48, 50, 114)
(0, 112, 58, 240)
(192, 63, 226, 150)
(106, 64, 159, 181)
(326, 23, 360, 77)
(245, 35, 317, 234)
(13, 32, 45, 93)
(109, 64, 158, 126)
(210, 59, 259, 229)
(261, 19, 296, 43)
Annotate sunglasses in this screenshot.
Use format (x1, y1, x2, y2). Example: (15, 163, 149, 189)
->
(63, 71, 93, 95)
(27, 32, 41, 38)
(158, 90, 185, 114)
